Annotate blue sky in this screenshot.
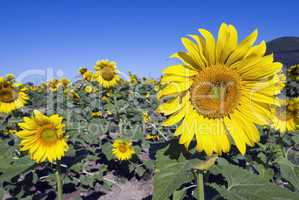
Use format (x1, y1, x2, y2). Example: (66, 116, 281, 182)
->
(0, 0, 298, 82)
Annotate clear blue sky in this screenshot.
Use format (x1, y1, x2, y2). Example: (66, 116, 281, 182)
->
(0, 0, 298, 82)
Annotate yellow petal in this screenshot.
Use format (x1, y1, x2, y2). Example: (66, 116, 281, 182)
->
(162, 106, 186, 126)
(162, 65, 198, 77)
(157, 80, 193, 100)
(198, 28, 216, 65)
(160, 75, 188, 85)
(224, 114, 251, 155)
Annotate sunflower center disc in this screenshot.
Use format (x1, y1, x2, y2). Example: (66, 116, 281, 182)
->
(41, 129, 57, 142)
(118, 143, 128, 153)
(191, 65, 242, 119)
(0, 86, 19, 103)
(101, 66, 115, 81)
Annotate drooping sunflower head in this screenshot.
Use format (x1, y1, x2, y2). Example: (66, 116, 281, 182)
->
(0, 75, 29, 113)
(270, 98, 299, 133)
(112, 139, 135, 161)
(157, 23, 283, 156)
(16, 110, 68, 163)
(79, 67, 88, 75)
(94, 59, 120, 88)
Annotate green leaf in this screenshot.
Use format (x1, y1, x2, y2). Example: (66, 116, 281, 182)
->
(0, 188, 4, 200)
(102, 142, 113, 161)
(152, 145, 195, 200)
(173, 189, 186, 200)
(210, 158, 299, 200)
(135, 166, 146, 177)
(278, 158, 299, 190)
(0, 140, 34, 182)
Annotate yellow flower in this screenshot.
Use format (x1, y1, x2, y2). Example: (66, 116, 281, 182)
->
(91, 111, 102, 118)
(16, 110, 68, 163)
(3, 129, 17, 135)
(145, 133, 160, 141)
(84, 85, 94, 93)
(47, 79, 61, 91)
(94, 60, 120, 88)
(106, 90, 112, 97)
(156, 23, 283, 156)
(106, 110, 112, 115)
(270, 98, 298, 133)
(60, 78, 71, 87)
(112, 139, 135, 160)
(101, 96, 109, 102)
(143, 112, 151, 123)
(5, 74, 15, 81)
(154, 85, 160, 92)
(67, 89, 80, 101)
(288, 64, 299, 81)
(129, 72, 138, 85)
(82, 71, 93, 81)
(0, 76, 29, 113)
(79, 67, 88, 75)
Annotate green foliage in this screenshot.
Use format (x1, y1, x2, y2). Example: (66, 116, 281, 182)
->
(152, 144, 195, 200)
(210, 158, 298, 200)
(278, 158, 299, 190)
(0, 139, 34, 182)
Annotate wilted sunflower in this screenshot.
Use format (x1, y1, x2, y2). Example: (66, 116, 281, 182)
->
(94, 60, 120, 88)
(157, 23, 283, 155)
(0, 76, 29, 113)
(16, 110, 68, 163)
(270, 98, 298, 133)
(112, 139, 135, 160)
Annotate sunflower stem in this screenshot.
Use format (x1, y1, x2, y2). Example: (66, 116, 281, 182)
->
(197, 172, 205, 200)
(55, 161, 63, 200)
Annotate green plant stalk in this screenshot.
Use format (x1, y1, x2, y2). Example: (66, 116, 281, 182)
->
(197, 172, 205, 200)
(55, 161, 63, 200)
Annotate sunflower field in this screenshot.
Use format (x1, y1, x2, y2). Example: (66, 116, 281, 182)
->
(0, 23, 299, 200)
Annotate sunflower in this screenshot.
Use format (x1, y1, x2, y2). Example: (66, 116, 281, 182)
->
(84, 85, 94, 93)
(288, 64, 299, 81)
(79, 67, 88, 75)
(16, 110, 68, 163)
(143, 111, 151, 123)
(83, 71, 93, 81)
(94, 60, 121, 88)
(112, 139, 135, 160)
(0, 76, 29, 113)
(91, 111, 102, 118)
(156, 23, 283, 155)
(145, 133, 160, 141)
(270, 98, 299, 133)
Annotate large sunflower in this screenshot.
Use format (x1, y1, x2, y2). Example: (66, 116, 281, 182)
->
(16, 110, 68, 163)
(0, 76, 29, 113)
(112, 139, 135, 160)
(270, 98, 299, 133)
(93, 60, 121, 88)
(157, 23, 283, 155)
